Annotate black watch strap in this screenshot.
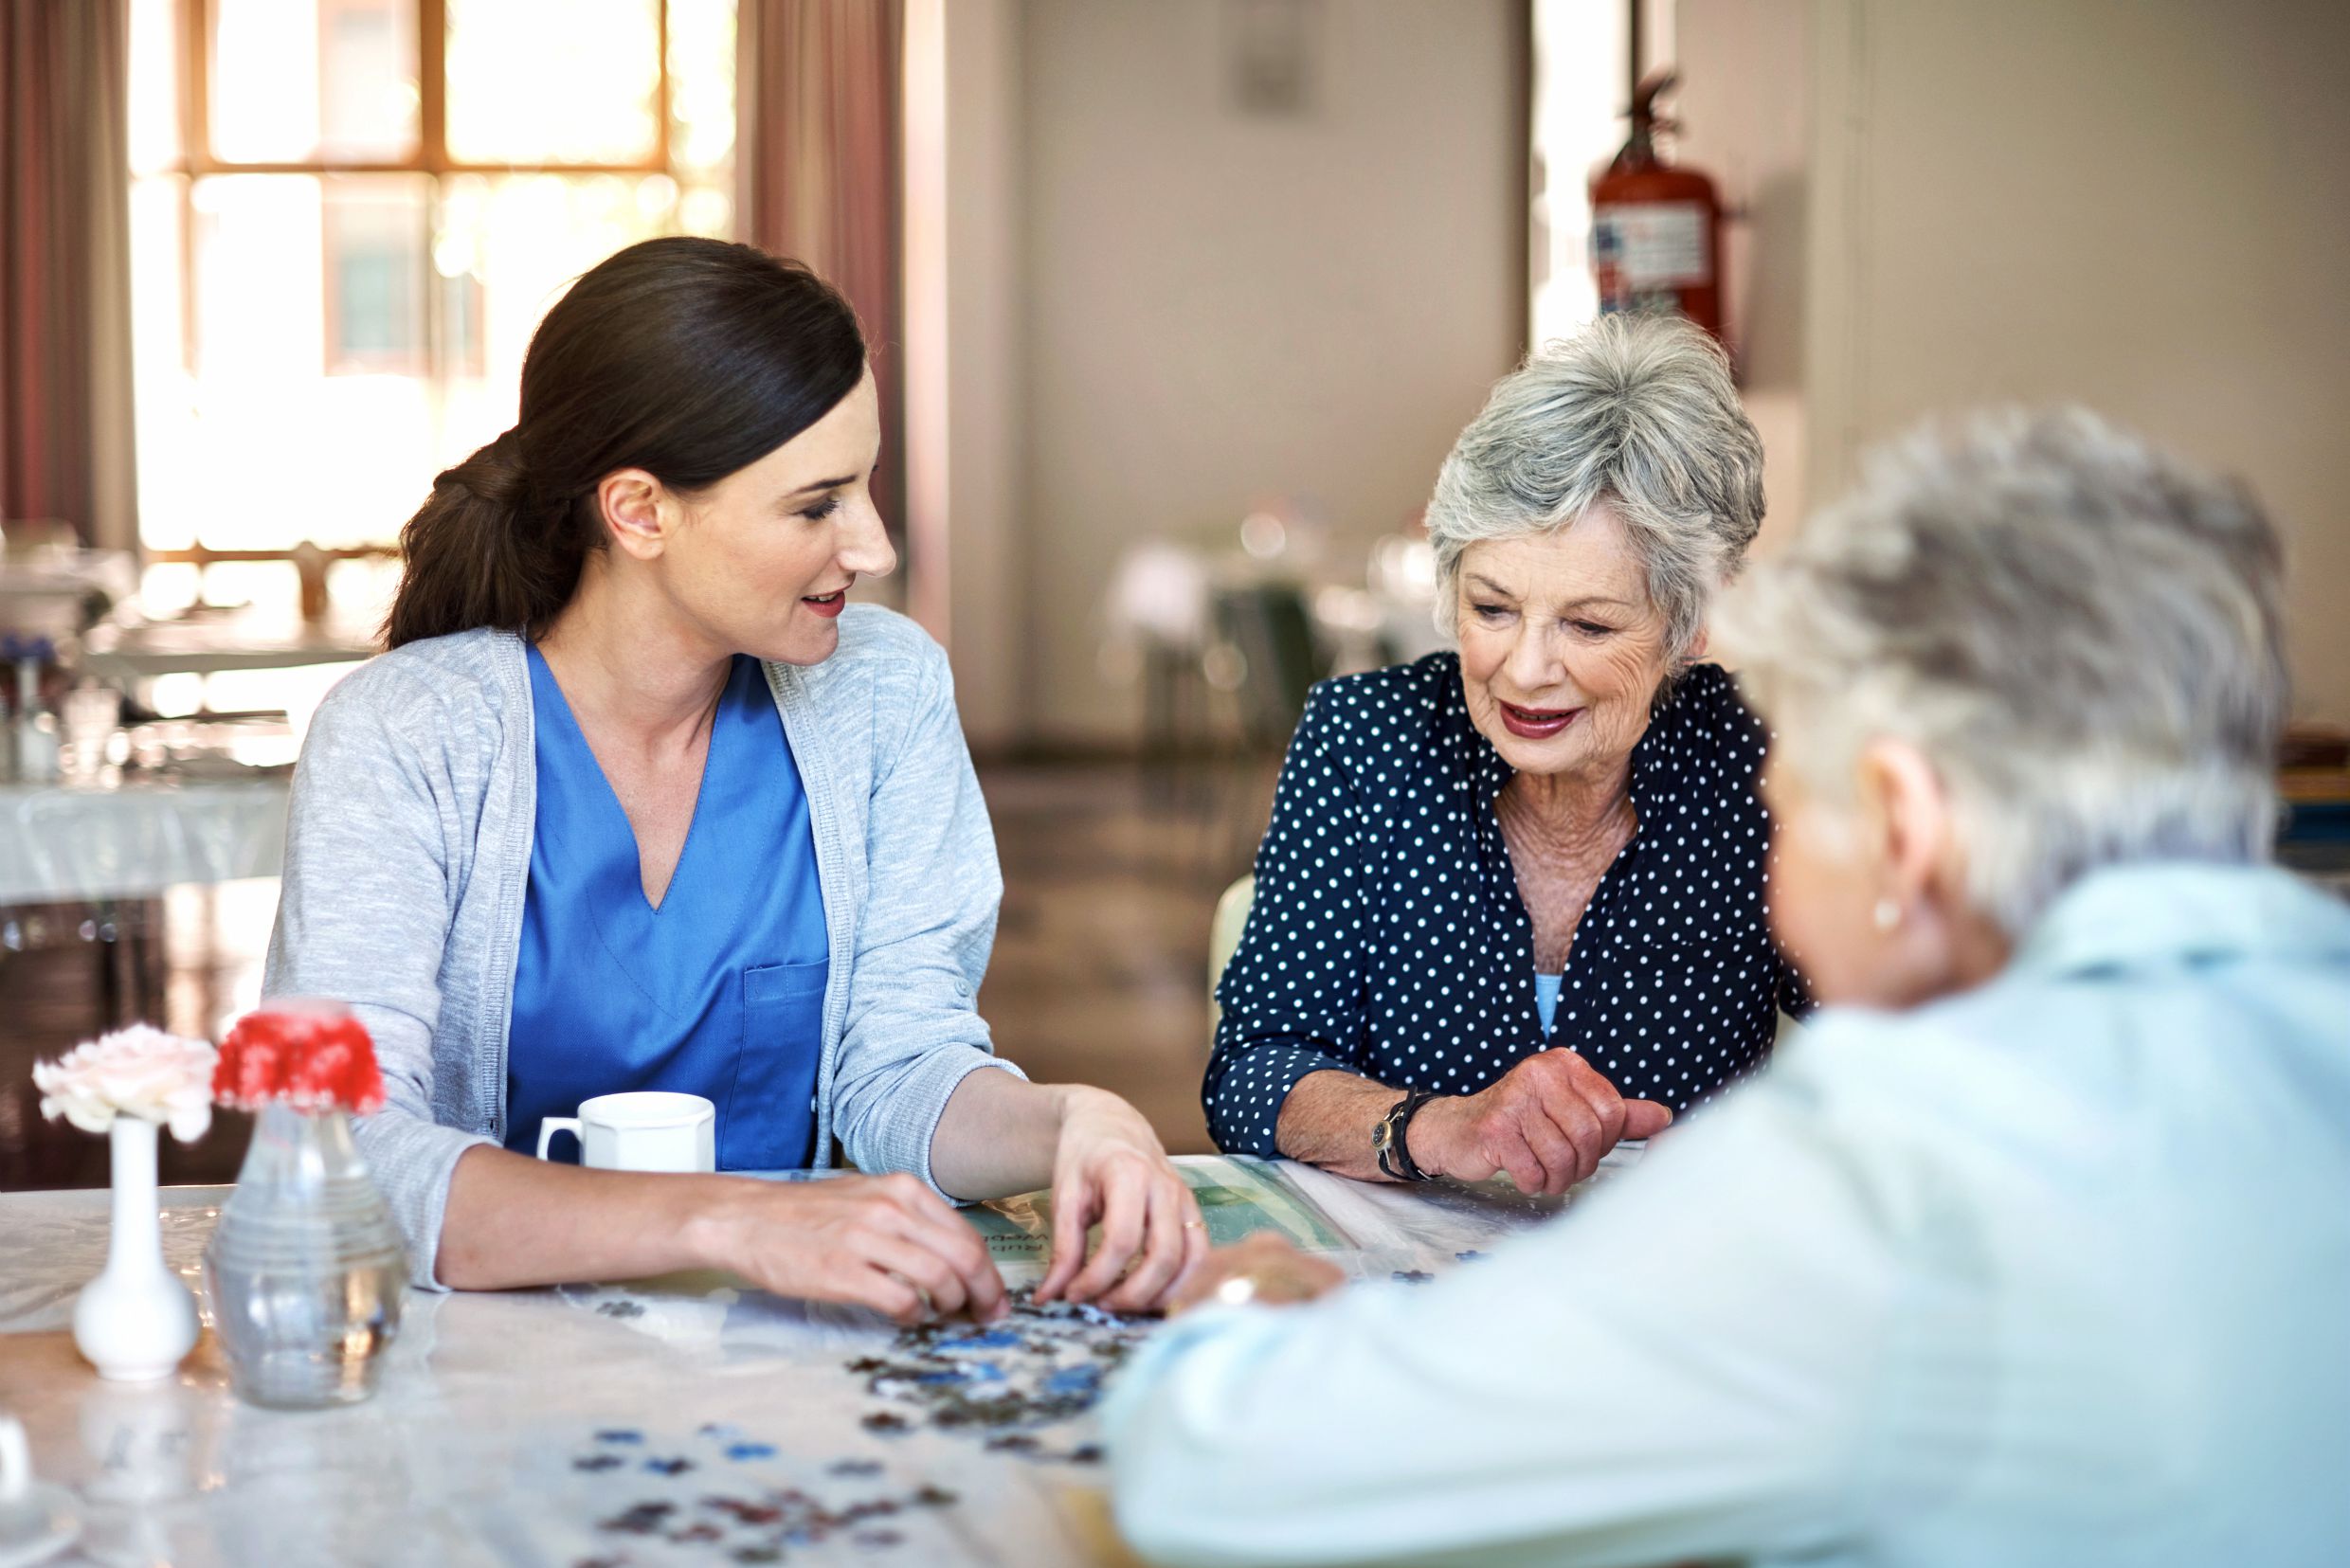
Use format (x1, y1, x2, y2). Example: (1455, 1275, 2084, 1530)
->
(1375, 1089, 1438, 1182)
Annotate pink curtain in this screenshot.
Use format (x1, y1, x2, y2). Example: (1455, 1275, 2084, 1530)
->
(1, 0, 137, 548)
(742, 0, 905, 544)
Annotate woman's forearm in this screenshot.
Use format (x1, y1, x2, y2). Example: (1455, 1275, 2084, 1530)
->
(926, 1070, 1071, 1201)
(931, 1072, 1206, 1310)
(434, 1144, 750, 1289)
(437, 1072, 1107, 1288)
(1274, 1070, 1408, 1181)
(436, 1144, 1011, 1319)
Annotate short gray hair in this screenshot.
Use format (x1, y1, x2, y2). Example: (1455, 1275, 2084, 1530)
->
(1716, 407, 2287, 935)
(1425, 313, 1766, 661)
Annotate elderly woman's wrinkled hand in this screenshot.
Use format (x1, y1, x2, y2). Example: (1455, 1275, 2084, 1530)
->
(1167, 1234, 1347, 1316)
(1408, 1048, 1671, 1196)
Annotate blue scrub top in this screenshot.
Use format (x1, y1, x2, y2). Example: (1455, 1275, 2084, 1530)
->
(504, 647, 829, 1170)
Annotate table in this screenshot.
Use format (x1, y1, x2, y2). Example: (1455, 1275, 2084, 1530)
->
(0, 551, 138, 642)
(77, 607, 376, 681)
(0, 781, 288, 907)
(0, 1153, 1633, 1567)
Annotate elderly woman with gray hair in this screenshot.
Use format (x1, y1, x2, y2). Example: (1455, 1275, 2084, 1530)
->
(1205, 313, 1805, 1192)
(1110, 408, 2350, 1566)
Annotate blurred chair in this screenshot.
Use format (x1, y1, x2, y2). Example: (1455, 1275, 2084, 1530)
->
(1101, 541, 1216, 814)
(1206, 584, 1323, 881)
(1205, 874, 1256, 1038)
(1212, 584, 1320, 750)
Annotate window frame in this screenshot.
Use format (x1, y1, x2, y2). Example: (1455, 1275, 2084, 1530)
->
(136, 0, 702, 567)
(161, 0, 679, 377)
(177, 0, 676, 177)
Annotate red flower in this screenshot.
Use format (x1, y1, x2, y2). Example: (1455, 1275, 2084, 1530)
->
(213, 1004, 387, 1115)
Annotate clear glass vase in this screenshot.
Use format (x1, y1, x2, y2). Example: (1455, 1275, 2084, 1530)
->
(202, 1103, 407, 1409)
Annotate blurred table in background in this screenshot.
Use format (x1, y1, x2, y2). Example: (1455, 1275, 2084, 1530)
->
(0, 547, 138, 643)
(0, 780, 288, 907)
(0, 774, 289, 1042)
(78, 603, 377, 681)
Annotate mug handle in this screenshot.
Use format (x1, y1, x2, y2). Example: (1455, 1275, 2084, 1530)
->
(0, 1414, 27, 1503)
(535, 1118, 582, 1162)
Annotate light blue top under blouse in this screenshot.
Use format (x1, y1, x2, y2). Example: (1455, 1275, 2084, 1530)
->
(1533, 972, 1563, 1034)
(504, 647, 829, 1171)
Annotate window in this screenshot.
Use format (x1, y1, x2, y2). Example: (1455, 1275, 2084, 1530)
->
(127, 0, 737, 613)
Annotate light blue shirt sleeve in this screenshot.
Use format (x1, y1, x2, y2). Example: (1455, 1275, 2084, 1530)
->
(1105, 863, 2350, 1568)
(1103, 1057, 1900, 1568)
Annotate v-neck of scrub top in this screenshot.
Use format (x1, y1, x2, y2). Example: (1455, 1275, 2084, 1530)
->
(504, 646, 829, 1171)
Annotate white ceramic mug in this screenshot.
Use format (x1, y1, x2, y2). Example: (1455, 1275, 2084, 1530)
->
(535, 1092, 716, 1174)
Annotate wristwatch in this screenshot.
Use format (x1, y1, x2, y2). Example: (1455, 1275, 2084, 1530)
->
(1372, 1089, 1438, 1181)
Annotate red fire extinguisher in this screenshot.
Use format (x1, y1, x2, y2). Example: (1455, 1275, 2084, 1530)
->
(1590, 72, 1725, 344)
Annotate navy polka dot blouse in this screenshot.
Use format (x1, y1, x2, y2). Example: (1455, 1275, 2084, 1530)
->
(1204, 654, 1810, 1156)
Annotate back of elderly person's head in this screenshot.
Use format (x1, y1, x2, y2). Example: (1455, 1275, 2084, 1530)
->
(1425, 313, 1766, 662)
(1719, 407, 2287, 936)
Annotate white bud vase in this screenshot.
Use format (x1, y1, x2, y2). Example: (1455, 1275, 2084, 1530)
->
(73, 1116, 199, 1381)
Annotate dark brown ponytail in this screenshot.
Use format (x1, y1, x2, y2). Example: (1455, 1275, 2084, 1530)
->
(385, 237, 867, 648)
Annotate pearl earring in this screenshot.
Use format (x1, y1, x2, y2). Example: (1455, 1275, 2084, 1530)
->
(1872, 897, 1902, 932)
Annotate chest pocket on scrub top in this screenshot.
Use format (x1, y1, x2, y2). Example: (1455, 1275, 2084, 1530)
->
(724, 959, 829, 1171)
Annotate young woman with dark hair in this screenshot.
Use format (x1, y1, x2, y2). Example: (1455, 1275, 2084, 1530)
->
(268, 237, 1203, 1319)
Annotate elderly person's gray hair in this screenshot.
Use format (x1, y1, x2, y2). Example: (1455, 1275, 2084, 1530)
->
(1425, 313, 1765, 662)
(1717, 407, 2287, 935)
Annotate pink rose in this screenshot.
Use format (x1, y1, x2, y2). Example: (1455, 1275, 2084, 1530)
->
(33, 1025, 219, 1142)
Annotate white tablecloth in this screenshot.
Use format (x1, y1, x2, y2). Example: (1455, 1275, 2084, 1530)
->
(0, 780, 288, 905)
(0, 1151, 1636, 1566)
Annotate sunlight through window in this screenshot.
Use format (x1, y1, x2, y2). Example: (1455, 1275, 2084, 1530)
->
(127, 0, 737, 594)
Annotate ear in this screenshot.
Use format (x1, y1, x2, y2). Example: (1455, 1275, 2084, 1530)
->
(595, 469, 671, 562)
(1854, 738, 1951, 917)
(1685, 622, 1711, 663)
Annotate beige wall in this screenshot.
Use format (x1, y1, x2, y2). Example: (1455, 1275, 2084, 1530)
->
(1011, 0, 1528, 745)
(904, 0, 1028, 749)
(1672, 0, 1813, 540)
(1802, 0, 2350, 723)
(918, 1, 2350, 741)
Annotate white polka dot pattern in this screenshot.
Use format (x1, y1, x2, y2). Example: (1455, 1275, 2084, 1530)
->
(1203, 656, 1810, 1156)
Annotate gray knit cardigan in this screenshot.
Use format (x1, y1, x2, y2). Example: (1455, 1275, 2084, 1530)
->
(262, 605, 1021, 1287)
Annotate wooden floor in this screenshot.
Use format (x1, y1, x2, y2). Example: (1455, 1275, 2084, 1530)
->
(0, 762, 1268, 1191)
